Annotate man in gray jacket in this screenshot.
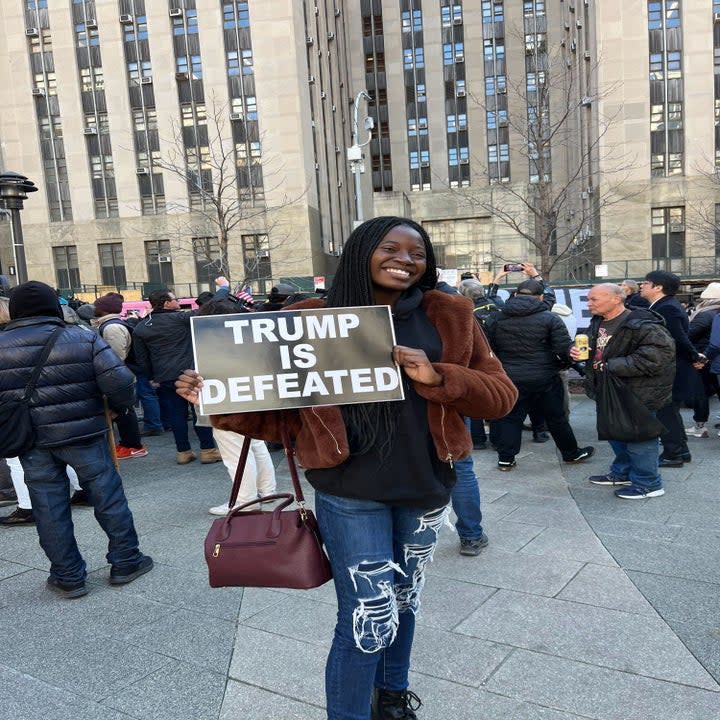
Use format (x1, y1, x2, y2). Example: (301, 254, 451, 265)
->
(0, 281, 152, 598)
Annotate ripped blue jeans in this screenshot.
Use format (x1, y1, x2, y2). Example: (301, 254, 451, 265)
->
(315, 491, 446, 720)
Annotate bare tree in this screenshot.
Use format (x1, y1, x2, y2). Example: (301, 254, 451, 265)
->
(684, 161, 719, 243)
(152, 94, 306, 288)
(460, 43, 640, 280)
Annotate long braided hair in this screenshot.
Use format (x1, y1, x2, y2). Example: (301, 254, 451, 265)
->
(325, 216, 438, 457)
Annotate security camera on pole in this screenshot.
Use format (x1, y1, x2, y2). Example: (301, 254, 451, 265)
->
(348, 90, 374, 229)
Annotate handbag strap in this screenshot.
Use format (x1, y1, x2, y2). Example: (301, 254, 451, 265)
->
(21, 325, 65, 402)
(227, 435, 253, 509)
(279, 421, 306, 505)
(226, 419, 306, 509)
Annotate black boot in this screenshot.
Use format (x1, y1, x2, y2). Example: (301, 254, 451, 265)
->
(371, 688, 422, 719)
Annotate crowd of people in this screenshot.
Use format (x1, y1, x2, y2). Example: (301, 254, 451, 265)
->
(2, 216, 720, 720)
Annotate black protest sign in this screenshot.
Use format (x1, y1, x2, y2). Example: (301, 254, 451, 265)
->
(191, 306, 404, 414)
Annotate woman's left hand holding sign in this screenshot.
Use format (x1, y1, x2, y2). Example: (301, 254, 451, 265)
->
(176, 369, 203, 404)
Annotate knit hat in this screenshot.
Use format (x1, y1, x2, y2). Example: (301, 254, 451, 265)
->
(700, 282, 720, 300)
(94, 292, 124, 315)
(516, 279, 544, 296)
(76, 303, 96, 322)
(8, 280, 64, 320)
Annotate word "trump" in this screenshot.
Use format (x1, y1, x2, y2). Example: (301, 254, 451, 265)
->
(223, 313, 361, 344)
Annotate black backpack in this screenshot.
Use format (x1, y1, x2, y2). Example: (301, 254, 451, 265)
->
(472, 300, 500, 328)
(99, 318, 140, 373)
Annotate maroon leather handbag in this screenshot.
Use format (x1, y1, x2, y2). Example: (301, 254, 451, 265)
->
(204, 424, 333, 589)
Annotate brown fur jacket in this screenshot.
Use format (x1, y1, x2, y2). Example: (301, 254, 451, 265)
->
(211, 290, 517, 468)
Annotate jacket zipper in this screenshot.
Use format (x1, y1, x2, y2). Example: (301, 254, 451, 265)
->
(439, 405, 454, 468)
(311, 407, 342, 455)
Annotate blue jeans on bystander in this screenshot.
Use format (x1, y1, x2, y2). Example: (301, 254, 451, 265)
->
(315, 491, 446, 720)
(135, 372, 163, 432)
(607, 437, 663, 490)
(20, 435, 144, 585)
(156, 381, 214, 452)
(451, 419, 484, 541)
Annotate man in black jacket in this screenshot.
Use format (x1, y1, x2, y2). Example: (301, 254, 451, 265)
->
(640, 271, 705, 467)
(132, 279, 230, 464)
(484, 279, 594, 471)
(0, 281, 152, 598)
(577, 283, 675, 499)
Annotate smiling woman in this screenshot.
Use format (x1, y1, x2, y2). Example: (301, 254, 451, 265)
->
(177, 215, 517, 720)
(369, 225, 428, 307)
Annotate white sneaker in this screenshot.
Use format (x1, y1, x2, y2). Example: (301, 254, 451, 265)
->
(685, 424, 709, 438)
(209, 503, 235, 516)
(208, 498, 262, 515)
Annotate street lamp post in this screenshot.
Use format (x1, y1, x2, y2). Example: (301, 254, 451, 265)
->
(347, 90, 374, 229)
(0, 171, 38, 285)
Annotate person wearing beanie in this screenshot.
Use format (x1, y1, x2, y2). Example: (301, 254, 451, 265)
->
(8, 280, 64, 320)
(75, 302, 96, 327)
(0, 280, 153, 598)
(92, 293, 148, 460)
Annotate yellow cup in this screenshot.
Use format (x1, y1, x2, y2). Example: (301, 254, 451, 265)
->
(574, 334, 589, 361)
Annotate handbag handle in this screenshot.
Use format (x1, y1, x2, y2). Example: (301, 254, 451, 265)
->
(226, 417, 306, 510)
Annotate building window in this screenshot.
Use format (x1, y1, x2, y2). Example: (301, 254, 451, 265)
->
(443, 43, 464, 65)
(223, 2, 250, 30)
(176, 55, 203, 79)
(79, 66, 104, 93)
(523, 1, 545, 16)
(128, 60, 152, 81)
(52, 246, 80, 290)
(75, 23, 100, 48)
(242, 233, 271, 288)
(441, 4, 463, 27)
(648, 1, 684, 176)
(145, 240, 174, 287)
(403, 46, 424, 69)
(193, 237, 224, 290)
(651, 206, 685, 261)
(482, 0, 503, 23)
(98, 243, 126, 286)
(401, 9, 422, 32)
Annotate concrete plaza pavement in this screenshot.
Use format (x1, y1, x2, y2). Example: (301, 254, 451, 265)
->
(0, 395, 719, 720)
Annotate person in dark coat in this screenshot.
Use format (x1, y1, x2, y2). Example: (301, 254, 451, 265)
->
(132, 280, 229, 464)
(484, 279, 594, 471)
(640, 271, 705, 467)
(577, 283, 675, 499)
(0, 281, 152, 598)
(621, 279, 650, 309)
(686, 282, 720, 437)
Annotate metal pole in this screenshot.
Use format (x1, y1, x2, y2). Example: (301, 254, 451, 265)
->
(348, 90, 373, 228)
(350, 98, 365, 225)
(10, 206, 27, 284)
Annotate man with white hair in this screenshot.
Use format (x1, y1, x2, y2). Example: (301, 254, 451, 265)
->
(620, 279, 649, 309)
(573, 283, 675, 499)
